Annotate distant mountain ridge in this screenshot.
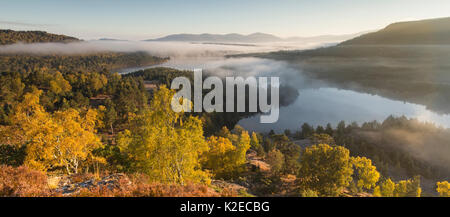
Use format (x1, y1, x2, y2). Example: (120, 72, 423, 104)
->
(341, 17, 450, 45)
(145, 33, 283, 43)
(145, 32, 364, 43)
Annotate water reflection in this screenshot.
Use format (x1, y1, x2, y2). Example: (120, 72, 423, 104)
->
(238, 87, 450, 132)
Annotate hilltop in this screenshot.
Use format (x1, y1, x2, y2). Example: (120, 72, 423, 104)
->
(0, 29, 80, 45)
(341, 17, 450, 45)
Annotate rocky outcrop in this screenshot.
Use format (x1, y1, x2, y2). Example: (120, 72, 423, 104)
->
(54, 173, 130, 195)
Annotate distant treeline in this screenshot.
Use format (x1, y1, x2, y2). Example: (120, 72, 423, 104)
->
(0, 52, 168, 74)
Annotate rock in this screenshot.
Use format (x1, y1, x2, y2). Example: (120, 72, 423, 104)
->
(55, 173, 130, 195)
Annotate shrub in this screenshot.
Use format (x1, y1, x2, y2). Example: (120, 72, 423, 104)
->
(0, 165, 50, 196)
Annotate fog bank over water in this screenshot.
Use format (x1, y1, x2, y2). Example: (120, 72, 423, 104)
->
(0, 40, 328, 57)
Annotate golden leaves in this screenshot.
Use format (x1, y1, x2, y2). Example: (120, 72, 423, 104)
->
(4, 89, 103, 174)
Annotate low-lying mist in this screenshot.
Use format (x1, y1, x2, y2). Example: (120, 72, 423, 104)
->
(358, 122, 450, 175)
(0, 40, 327, 58)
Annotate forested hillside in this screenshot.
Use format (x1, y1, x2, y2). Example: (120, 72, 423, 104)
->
(341, 17, 450, 45)
(0, 29, 80, 45)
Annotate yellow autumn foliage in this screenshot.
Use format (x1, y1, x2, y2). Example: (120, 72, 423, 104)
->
(3, 88, 104, 174)
(117, 86, 209, 184)
(436, 181, 450, 197)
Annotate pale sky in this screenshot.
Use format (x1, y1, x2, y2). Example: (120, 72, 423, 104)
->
(1, 0, 449, 40)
